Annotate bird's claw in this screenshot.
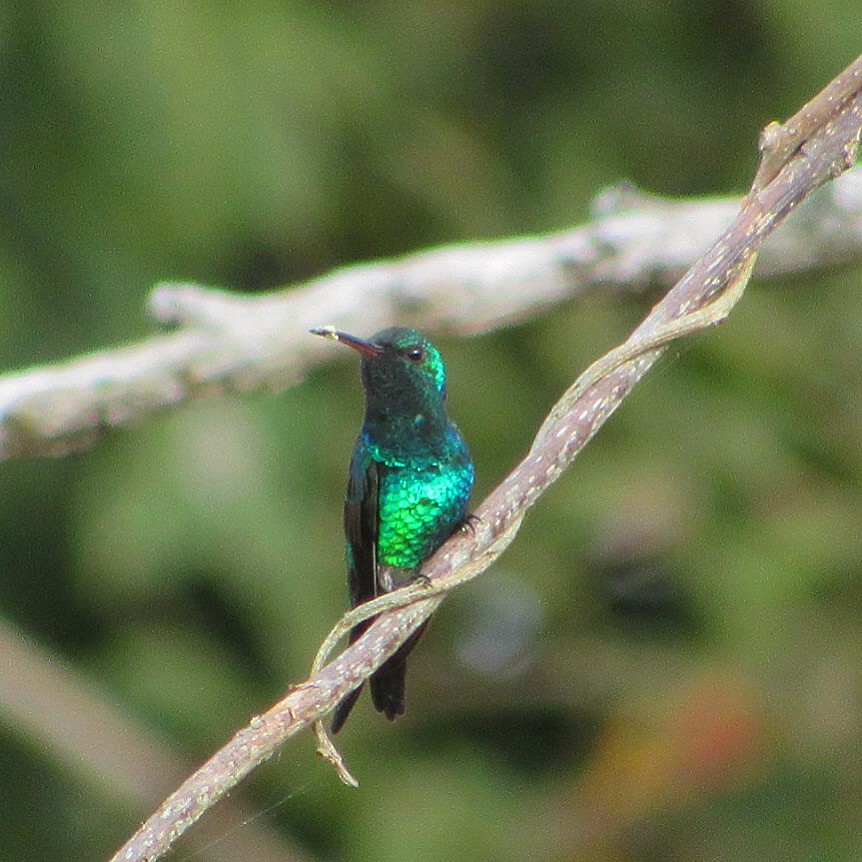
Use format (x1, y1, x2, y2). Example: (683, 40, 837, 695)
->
(460, 513, 481, 536)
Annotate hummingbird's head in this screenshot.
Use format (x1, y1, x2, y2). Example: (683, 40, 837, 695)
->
(310, 325, 448, 417)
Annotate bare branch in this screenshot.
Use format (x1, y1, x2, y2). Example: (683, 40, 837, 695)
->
(108, 55, 862, 862)
(753, 54, 862, 191)
(2, 166, 862, 461)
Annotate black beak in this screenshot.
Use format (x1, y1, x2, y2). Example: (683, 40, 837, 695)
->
(310, 327, 384, 359)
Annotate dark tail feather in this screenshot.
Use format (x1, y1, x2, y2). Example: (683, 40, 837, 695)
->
(370, 620, 429, 721)
(331, 618, 430, 731)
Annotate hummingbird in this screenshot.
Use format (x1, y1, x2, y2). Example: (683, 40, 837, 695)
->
(310, 325, 474, 732)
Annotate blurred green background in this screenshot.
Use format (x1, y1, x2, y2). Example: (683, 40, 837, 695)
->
(2, 3, 862, 861)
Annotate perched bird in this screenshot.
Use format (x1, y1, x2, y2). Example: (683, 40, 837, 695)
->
(310, 326, 474, 732)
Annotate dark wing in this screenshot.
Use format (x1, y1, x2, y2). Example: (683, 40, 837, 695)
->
(330, 444, 379, 733)
(344, 443, 379, 612)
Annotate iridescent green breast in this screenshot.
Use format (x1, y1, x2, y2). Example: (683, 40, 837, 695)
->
(376, 457, 474, 568)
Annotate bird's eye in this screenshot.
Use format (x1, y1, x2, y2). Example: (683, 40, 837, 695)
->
(406, 346, 425, 362)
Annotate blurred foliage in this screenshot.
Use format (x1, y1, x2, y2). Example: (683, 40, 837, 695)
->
(1, 2, 862, 861)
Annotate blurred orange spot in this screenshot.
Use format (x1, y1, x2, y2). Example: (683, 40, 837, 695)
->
(570, 669, 766, 843)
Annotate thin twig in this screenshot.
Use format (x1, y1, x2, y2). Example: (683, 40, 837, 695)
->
(108, 54, 862, 862)
(753, 54, 862, 191)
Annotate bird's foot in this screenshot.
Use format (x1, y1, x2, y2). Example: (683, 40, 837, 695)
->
(459, 513, 482, 536)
